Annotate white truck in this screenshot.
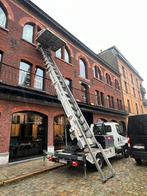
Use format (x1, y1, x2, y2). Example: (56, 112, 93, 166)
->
(37, 28, 118, 182)
(91, 122, 129, 159)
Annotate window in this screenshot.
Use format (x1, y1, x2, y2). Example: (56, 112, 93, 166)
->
(56, 47, 70, 64)
(130, 74, 133, 84)
(115, 79, 120, 90)
(136, 79, 139, 88)
(0, 52, 2, 62)
(127, 99, 131, 113)
(107, 95, 114, 108)
(105, 125, 112, 133)
(117, 99, 122, 110)
(0, 6, 7, 28)
(122, 66, 126, 78)
(22, 24, 34, 43)
(56, 48, 62, 59)
(107, 95, 111, 108)
(111, 96, 114, 108)
(133, 87, 136, 97)
(106, 73, 112, 86)
(64, 48, 70, 63)
(124, 81, 128, 93)
(115, 124, 125, 136)
(0, 52, 2, 79)
(34, 68, 44, 90)
(65, 78, 72, 90)
(136, 103, 139, 114)
(19, 61, 31, 86)
(81, 83, 88, 103)
(95, 91, 104, 106)
(79, 59, 87, 78)
(93, 66, 102, 80)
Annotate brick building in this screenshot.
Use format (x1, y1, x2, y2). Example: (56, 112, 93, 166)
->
(99, 46, 145, 115)
(0, 0, 127, 165)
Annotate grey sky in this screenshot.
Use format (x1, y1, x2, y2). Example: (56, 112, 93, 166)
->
(31, 0, 147, 93)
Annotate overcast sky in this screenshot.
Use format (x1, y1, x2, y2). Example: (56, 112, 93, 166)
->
(31, 0, 147, 93)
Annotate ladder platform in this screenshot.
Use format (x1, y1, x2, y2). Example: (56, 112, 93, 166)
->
(36, 29, 66, 51)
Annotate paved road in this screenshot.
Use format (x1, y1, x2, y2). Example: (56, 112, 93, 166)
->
(0, 157, 147, 196)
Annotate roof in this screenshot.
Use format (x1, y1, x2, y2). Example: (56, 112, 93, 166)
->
(99, 45, 143, 80)
(18, 0, 120, 76)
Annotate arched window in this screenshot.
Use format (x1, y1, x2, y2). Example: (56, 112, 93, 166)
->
(93, 66, 102, 80)
(10, 112, 47, 161)
(115, 79, 120, 90)
(79, 59, 87, 78)
(0, 51, 3, 62)
(106, 73, 112, 86)
(22, 24, 34, 43)
(56, 47, 70, 64)
(64, 48, 70, 63)
(34, 67, 44, 90)
(0, 6, 7, 28)
(65, 78, 72, 90)
(19, 61, 31, 87)
(56, 48, 62, 59)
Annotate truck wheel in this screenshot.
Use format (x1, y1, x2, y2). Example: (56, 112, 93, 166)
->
(135, 159, 142, 165)
(123, 146, 129, 158)
(96, 154, 104, 169)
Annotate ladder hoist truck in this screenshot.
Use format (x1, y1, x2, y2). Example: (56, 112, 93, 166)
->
(36, 29, 115, 183)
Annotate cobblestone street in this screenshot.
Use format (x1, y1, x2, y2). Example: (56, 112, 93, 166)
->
(0, 157, 147, 196)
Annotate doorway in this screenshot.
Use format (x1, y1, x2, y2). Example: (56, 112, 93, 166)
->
(9, 111, 47, 162)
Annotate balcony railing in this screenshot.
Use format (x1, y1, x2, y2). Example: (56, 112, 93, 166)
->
(0, 62, 128, 113)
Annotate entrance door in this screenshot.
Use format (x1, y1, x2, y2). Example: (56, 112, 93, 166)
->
(9, 112, 47, 162)
(53, 115, 70, 150)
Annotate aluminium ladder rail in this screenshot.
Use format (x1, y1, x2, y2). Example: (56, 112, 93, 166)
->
(36, 29, 115, 182)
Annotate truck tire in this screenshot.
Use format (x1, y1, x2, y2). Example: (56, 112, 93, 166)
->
(135, 159, 142, 165)
(96, 154, 104, 169)
(123, 146, 129, 158)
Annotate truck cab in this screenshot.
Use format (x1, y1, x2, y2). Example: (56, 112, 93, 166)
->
(91, 122, 128, 157)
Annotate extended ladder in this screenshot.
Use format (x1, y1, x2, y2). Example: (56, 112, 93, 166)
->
(36, 29, 115, 182)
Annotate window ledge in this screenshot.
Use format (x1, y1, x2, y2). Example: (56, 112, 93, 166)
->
(55, 57, 73, 66)
(93, 77, 103, 83)
(21, 38, 36, 47)
(0, 26, 9, 32)
(79, 76, 90, 84)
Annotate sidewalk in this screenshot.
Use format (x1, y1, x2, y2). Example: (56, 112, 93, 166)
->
(0, 157, 62, 187)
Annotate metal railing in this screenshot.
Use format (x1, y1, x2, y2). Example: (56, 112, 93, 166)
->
(0, 62, 128, 113)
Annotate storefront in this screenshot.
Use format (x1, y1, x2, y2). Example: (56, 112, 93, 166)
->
(9, 111, 47, 162)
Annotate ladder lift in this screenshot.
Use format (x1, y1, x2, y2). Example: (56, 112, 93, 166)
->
(36, 29, 115, 182)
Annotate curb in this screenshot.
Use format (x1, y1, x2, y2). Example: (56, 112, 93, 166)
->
(0, 164, 63, 187)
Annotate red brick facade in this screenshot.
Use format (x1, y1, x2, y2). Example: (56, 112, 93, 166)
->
(0, 0, 127, 164)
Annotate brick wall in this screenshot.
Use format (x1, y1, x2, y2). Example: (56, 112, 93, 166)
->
(0, 99, 64, 153)
(0, 0, 126, 160)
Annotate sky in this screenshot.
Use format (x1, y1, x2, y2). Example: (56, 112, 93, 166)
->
(31, 0, 147, 94)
